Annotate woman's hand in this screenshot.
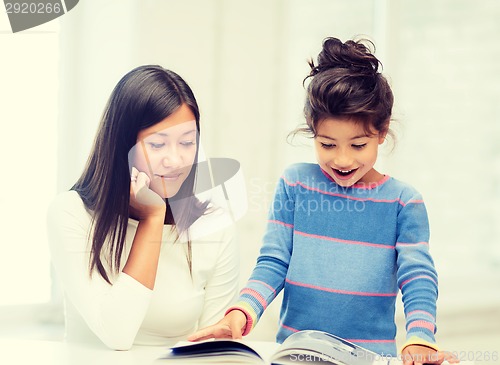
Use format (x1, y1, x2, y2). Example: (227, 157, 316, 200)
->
(123, 167, 166, 289)
(129, 167, 166, 220)
(187, 310, 247, 341)
(402, 345, 460, 365)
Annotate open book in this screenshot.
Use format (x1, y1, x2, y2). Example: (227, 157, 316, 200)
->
(158, 330, 393, 365)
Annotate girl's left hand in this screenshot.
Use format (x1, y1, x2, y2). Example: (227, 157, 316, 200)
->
(402, 345, 460, 365)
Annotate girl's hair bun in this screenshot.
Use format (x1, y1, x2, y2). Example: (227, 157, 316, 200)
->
(308, 37, 380, 77)
(297, 36, 394, 140)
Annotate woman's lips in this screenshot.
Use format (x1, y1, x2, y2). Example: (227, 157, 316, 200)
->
(332, 168, 357, 181)
(157, 173, 182, 181)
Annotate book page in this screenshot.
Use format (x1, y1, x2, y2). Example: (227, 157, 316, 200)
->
(271, 331, 378, 365)
(158, 340, 266, 364)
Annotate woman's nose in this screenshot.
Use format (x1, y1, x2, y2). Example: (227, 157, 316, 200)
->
(161, 146, 183, 167)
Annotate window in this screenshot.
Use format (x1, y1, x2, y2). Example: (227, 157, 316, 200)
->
(0, 14, 59, 307)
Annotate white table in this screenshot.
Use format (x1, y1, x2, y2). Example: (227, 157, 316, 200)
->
(0, 339, 474, 365)
(0, 340, 277, 365)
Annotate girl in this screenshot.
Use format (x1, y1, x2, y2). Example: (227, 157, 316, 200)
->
(47, 65, 239, 350)
(189, 38, 458, 365)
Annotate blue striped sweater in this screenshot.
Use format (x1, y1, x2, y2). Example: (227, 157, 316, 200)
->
(231, 163, 439, 356)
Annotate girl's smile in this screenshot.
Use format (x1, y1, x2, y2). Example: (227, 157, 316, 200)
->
(314, 117, 385, 187)
(331, 168, 358, 180)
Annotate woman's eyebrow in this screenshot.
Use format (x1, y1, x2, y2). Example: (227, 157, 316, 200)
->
(154, 129, 196, 137)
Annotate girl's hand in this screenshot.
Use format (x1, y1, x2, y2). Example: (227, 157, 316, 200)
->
(129, 167, 166, 220)
(187, 310, 247, 341)
(402, 345, 460, 365)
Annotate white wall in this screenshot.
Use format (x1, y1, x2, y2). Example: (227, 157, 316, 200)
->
(0, 12, 59, 307)
(2, 0, 499, 343)
(55, 0, 500, 340)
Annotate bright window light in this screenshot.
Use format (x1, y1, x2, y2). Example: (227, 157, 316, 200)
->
(0, 13, 59, 305)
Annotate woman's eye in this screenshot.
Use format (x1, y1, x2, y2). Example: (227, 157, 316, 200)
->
(180, 140, 196, 146)
(148, 142, 165, 149)
(352, 144, 367, 149)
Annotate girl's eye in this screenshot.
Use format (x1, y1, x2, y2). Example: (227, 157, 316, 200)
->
(320, 142, 335, 149)
(148, 142, 165, 150)
(352, 144, 367, 149)
(180, 140, 196, 146)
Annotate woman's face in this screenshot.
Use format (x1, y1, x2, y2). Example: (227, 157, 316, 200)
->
(129, 104, 198, 199)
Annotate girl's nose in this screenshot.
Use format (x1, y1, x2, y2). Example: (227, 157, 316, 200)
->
(332, 151, 353, 168)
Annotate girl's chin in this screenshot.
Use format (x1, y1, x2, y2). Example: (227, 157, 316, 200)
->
(333, 179, 356, 187)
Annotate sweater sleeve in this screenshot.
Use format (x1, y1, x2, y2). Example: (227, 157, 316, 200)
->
(47, 192, 153, 350)
(227, 174, 295, 335)
(395, 192, 439, 350)
(197, 225, 240, 328)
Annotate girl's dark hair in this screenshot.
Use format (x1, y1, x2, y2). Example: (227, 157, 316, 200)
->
(72, 65, 208, 284)
(292, 37, 394, 138)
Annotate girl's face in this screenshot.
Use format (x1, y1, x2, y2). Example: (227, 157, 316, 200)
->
(314, 117, 385, 187)
(130, 104, 198, 198)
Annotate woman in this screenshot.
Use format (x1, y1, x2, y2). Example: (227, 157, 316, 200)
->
(47, 65, 239, 350)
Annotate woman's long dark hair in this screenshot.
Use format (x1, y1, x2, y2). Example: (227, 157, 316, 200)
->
(72, 65, 208, 284)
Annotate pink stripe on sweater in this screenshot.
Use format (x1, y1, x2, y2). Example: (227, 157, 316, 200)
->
(247, 279, 277, 296)
(268, 219, 294, 228)
(407, 310, 435, 320)
(281, 322, 396, 343)
(408, 320, 435, 332)
(240, 288, 268, 309)
(281, 323, 300, 333)
(396, 241, 429, 247)
(296, 230, 394, 250)
(281, 176, 297, 186)
(286, 278, 397, 297)
(281, 176, 424, 207)
(297, 180, 404, 204)
(400, 275, 437, 289)
(320, 168, 390, 190)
